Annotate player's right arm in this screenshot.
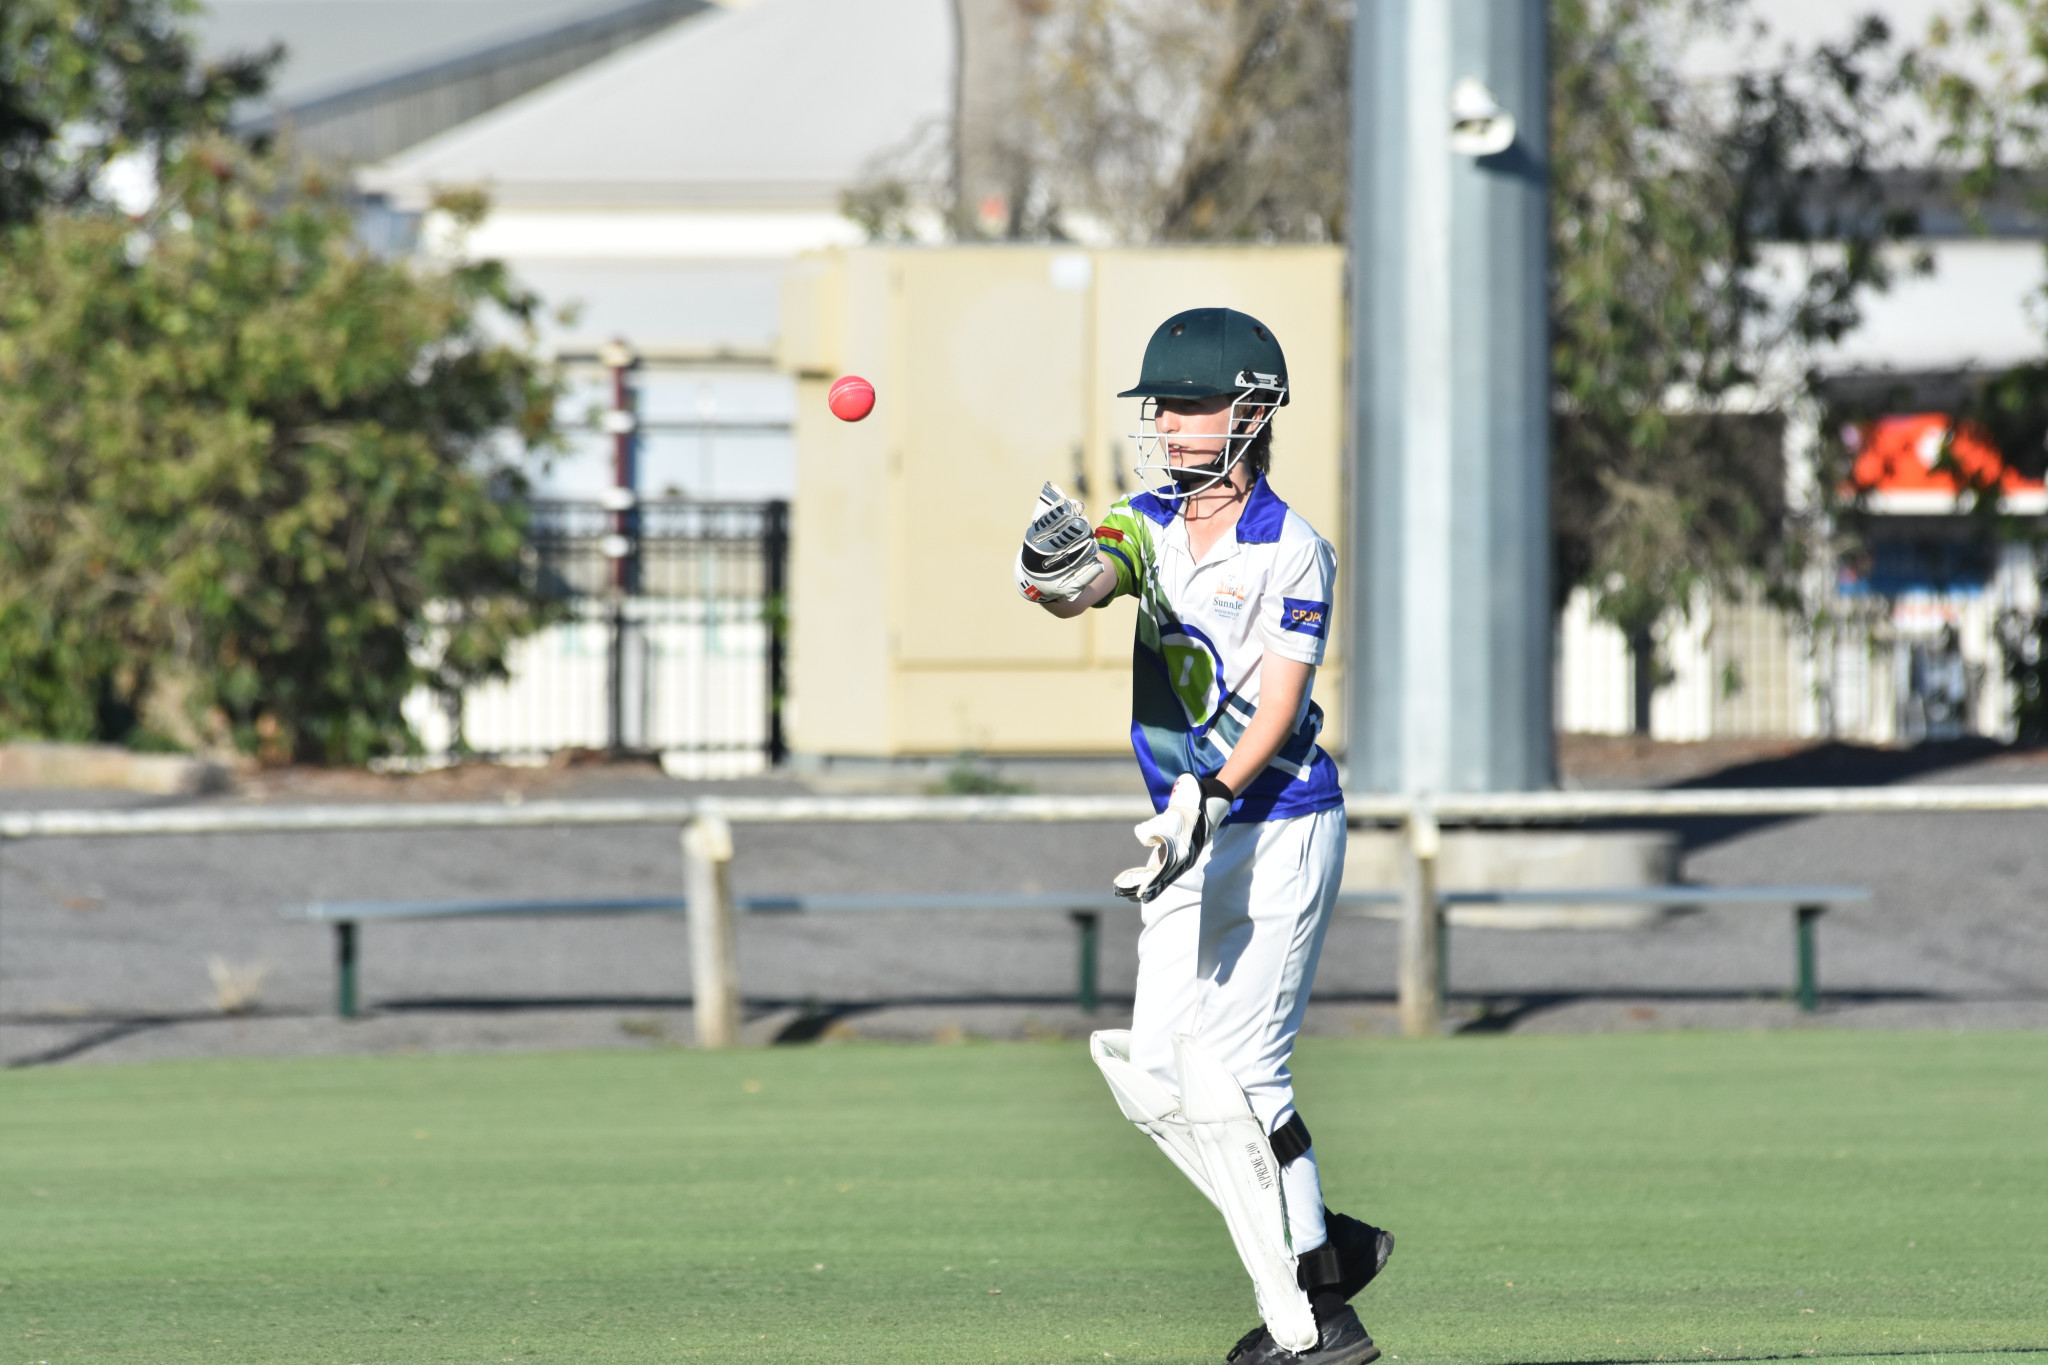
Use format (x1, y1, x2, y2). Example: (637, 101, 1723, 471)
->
(1036, 556, 1117, 617)
(1015, 481, 1115, 617)
(1015, 482, 1152, 617)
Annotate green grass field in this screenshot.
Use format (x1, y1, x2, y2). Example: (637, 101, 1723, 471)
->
(3, 1032, 2044, 1365)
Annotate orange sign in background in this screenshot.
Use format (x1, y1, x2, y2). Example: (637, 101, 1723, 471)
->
(1847, 413, 2044, 500)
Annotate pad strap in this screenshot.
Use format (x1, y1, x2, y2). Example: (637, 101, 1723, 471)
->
(1296, 1238, 1344, 1293)
(1269, 1112, 1313, 1166)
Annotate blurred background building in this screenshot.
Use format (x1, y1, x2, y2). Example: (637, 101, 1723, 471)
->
(201, 0, 712, 165)
(191, 0, 2048, 763)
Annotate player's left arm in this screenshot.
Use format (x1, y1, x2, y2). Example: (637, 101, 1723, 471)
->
(1112, 652, 1312, 902)
(1216, 534, 1334, 794)
(1215, 653, 1312, 795)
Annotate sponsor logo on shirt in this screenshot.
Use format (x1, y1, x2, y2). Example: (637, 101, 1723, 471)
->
(1281, 597, 1328, 638)
(1213, 577, 1248, 621)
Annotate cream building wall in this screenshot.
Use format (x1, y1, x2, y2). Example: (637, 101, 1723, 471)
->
(780, 245, 1348, 759)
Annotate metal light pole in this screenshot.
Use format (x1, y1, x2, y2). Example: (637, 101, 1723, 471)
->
(1348, 0, 1552, 799)
(599, 338, 640, 753)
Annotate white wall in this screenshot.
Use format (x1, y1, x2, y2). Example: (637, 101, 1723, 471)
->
(1553, 587, 1720, 742)
(1556, 552, 2043, 746)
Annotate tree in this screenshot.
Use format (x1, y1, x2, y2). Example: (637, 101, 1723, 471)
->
(848, 0, 1349, 244)
(1897, 1, 2048, 737)
(1029, 0, 1348, 243)
(0, 141, 561, 763)
(0, 0, 274, 227)
(1552, 0, 1915, 730)
(1902, 1, 2048, 490)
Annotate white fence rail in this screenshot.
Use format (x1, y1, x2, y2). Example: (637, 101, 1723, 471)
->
(12, 783, 2048, 840)
(12, 785, 2048, 839)
(1356, 784, 2048, 821)
(0, 793, 1155, 839)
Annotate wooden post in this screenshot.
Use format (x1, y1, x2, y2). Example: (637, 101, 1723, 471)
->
(1398, 798, 1443, 1037)
(684, 815, 741, 1048)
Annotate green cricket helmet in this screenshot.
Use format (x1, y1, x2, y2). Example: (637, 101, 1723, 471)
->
(1119, 307, 1289, 498)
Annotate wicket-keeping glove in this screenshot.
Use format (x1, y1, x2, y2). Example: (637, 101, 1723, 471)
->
(1014, 481, 1107, 604)
(1113, 773, 1234, 903)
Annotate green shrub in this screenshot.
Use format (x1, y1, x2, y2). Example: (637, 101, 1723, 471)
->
(0, 141, 562, 762)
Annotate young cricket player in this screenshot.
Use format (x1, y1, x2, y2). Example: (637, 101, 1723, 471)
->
(1014, 308, 1391, 1365)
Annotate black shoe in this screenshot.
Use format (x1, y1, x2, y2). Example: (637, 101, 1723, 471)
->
(1224, 1214, 1393, 1364)
(1224, 1301, 1379, 1365)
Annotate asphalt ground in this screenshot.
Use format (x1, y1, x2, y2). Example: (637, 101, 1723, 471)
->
(4, 741, 2048, 1065)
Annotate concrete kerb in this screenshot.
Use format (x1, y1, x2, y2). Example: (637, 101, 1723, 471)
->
(0, 742, 230, 797)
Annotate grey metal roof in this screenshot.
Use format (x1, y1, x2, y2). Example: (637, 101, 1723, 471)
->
(359, 0, 953, 209)
(196, 0, 711, 162)
(197, 0, 631, 105)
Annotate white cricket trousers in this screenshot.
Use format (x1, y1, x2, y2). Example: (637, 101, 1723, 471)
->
(1129, 803, 1347, 1254)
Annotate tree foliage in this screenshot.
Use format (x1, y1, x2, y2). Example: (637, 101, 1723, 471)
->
(1551, 0, 1914, 725)
(0, 140, 561, 763)
(1905, 1, 2048, 486)
(1028, 0, 1348, 242)
(1996, 568, 2048, 740)
(846, 0, 1348, 244)
(0, 0, 274, 227)
(1889, 1, 2048, 727)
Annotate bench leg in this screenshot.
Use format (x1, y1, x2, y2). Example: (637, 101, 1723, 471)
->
(1795, 905, 1822, 1013)
(1438, 907, 1450, 1007)
(1071, 911, 1100, 1014)
(336, 921, 359, 1020)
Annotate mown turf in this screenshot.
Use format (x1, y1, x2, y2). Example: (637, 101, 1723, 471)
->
(1, 1032, 2043, 1364)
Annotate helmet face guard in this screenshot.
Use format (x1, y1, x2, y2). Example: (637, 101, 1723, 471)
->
(1129, 371, 1287, 503)
(1117, 307, 1290, 509)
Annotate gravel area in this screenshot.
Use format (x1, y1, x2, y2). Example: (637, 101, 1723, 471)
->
(4, 740, 2047, 1066)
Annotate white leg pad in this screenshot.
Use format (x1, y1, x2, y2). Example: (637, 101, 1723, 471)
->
(1088, 1031, 1218, 1209)
(1174, 1033, 1318, 1354)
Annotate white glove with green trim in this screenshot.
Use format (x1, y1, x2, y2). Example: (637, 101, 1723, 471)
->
(1014, 481, 1106, 604)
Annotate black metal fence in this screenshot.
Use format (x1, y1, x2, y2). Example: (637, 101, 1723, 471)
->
(528, 499, 786, 606)
(438, 499, 786, 764)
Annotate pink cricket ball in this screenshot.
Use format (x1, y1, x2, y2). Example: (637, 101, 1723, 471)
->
(828, 374, 876, 422)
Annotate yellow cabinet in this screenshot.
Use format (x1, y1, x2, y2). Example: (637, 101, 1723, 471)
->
(782, 245, 1346, 758)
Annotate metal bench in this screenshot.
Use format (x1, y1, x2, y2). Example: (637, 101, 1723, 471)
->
(1343, 883, 1872, 1014)
(285, 892, 1159, 1020)
(286, 882, 1863, 1023)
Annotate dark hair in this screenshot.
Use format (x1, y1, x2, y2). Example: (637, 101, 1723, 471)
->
(1241, 422, 1274, 481)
